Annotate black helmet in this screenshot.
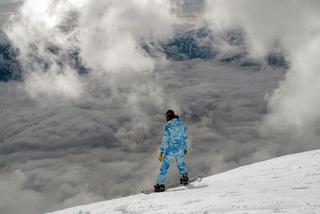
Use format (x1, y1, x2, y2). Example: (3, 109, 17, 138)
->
(165, 110, 175, 121)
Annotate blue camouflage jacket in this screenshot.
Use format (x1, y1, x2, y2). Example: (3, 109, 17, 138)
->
(160, 116, 188, 156)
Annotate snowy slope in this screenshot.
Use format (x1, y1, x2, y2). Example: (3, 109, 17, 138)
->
(48, 150, 320, 214)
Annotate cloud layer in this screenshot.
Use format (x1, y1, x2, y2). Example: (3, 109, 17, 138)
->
(0, 60, 283, 213)
(205, 0, 320, 146)
(1, 0, 320, 214)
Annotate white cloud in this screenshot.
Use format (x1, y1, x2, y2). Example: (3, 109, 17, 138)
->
(205, 0, 320, 138)
(4, 0, 176, 104)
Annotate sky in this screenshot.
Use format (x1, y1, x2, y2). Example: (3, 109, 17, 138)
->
(1, 1, 320, 214)
(0, 0, 19, 26)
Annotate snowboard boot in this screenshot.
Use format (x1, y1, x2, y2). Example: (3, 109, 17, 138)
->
(154, 184, 165, 192)
(180, 173, 189, 185)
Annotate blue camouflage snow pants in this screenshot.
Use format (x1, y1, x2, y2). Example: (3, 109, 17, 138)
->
(156, 152, 188, 185)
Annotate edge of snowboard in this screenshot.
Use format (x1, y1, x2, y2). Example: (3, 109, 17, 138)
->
(141, 176, 203, 194)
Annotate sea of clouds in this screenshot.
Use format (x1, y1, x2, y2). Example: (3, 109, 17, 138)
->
(1, 0, 320, 213)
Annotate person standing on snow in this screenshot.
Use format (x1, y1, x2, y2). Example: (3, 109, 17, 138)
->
(154, 110, 189, 192)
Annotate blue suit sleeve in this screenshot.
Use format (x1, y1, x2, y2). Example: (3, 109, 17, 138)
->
(183, 126, 188, 151)
(160, 125, 169, 153)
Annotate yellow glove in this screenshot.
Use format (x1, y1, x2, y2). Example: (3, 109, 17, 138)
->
(158, 152, 164, 162)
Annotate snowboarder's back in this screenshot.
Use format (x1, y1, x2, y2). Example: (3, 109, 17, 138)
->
(161, 115, 188, 156)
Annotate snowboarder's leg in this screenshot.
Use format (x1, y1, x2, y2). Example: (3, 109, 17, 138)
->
(176, 152, 187, 175)
(176, 153, 188, 185)
(156, 154, 171, 185)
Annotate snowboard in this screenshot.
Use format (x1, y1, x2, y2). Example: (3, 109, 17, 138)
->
(141, 176, 202, 194)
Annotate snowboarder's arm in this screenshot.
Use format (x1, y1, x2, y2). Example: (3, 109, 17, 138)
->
(160, 125, 169, 153)
(183, 126, 188, 151)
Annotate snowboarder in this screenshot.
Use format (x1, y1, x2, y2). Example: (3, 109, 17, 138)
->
(154, 110, 189, 192)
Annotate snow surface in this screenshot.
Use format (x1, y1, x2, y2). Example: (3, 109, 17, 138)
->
(48, 150, 320, 214)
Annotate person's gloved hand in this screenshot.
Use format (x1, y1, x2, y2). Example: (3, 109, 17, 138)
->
(158, 152, 164, 162)
(184, 150, 188, 155)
